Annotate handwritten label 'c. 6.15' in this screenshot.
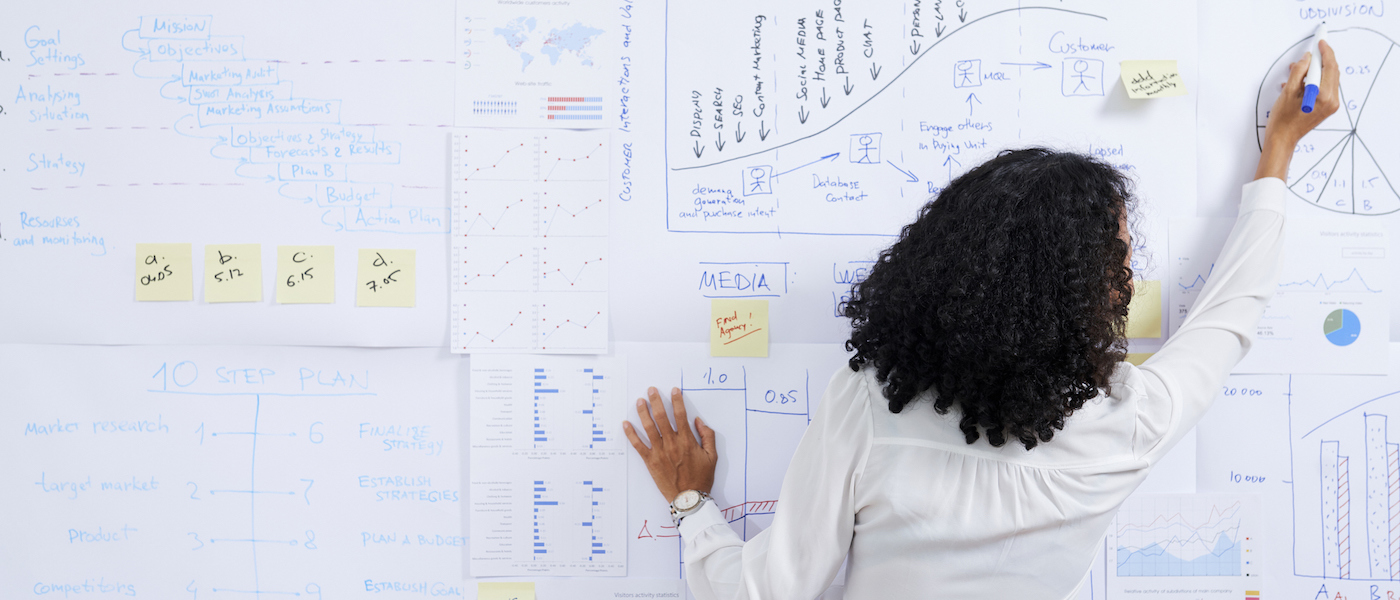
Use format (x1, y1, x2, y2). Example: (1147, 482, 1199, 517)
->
(276, 245, 334, 304)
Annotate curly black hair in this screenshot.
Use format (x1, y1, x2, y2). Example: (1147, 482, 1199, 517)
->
(842, 147, 1136, 449)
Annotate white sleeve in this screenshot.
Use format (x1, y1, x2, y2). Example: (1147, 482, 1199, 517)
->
(1133, 178, 1287, 462)
(678, 367, 873, 600)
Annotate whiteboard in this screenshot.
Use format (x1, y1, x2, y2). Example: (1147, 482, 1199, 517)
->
(8, 0, 1399, 597)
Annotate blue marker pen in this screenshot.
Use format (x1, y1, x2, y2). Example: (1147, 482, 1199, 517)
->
(1302, 22, 1328, 113)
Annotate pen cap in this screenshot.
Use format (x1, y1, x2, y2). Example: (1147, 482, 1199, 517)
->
(1302, 84, 1320, 113)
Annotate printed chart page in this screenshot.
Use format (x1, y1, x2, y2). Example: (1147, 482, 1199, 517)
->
(469, 355, 627, 576)
(1199, 1, 1400, 338)
(1107, 494, 1261, 598)
(455, 0, 617, 128)
(451, 128, 610, 354)
(1169, 216, 1389, 374)
(0, 344, 464, 598)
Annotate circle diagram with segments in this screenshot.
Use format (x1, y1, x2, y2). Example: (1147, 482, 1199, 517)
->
(1324, 308, 1362, 346)
(1256, 28, 1400, 215)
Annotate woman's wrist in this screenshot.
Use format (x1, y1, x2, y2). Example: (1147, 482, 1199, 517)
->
(1255, 135, 1298, 181)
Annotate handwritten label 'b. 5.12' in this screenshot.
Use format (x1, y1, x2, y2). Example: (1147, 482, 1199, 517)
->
(135, 243, 193, 302)
(357, 248, 415, 308)
(710, 299, 769, 357)
(204, 244, 262, 303)
(276, 245, 335, 304)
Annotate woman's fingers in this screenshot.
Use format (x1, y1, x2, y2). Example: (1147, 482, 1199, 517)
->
(696, 417, 717, 459)
(671, 388, 697, 445)
(636, 396, 662, 446)
(1319, 40, 1341, 108)
(1286, 53, 1310, 92)
(647, 386, 676, 437)
(622, 421, 650, 457)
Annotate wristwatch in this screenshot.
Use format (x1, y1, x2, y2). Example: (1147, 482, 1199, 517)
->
(670, 490, 711, 525)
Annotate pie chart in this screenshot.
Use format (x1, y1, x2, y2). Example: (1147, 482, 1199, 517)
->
(1256, 28, 1400, 215)
(1324, 309, 1361, 346)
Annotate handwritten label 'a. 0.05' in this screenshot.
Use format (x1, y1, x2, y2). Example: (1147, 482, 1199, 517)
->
(134, 243, 192, 301)
(710, 299, 769, 357)
(357, 249, 415, 307)
(276, 245, 335, 304)
(204, 244, 262, 303)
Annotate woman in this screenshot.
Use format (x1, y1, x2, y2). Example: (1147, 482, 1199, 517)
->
(624, 44, 1339, 599)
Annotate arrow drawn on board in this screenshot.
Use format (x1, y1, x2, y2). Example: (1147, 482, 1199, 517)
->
(692, 141, 704, 159)
(758, 121, 771, 141)
(773, 152, 840, 179)
(889, 162, 920, 183)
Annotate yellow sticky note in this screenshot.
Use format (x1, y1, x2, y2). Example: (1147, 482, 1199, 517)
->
(204, 244, 262, 303)
(1125, 353, 1155, 366)
(1120, 60, 1187, 99)
(710, 299, 769, 357)
(276, 245, 335, 304)
(135, 243, 193, 301)
(1127, 280, 1163, 339)
(477, 582, 534, 600)
(357, 249, 416, 307)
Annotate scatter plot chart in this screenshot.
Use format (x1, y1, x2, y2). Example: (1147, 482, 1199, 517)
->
(1108, 494, 1258, 596)
(1257, 28, 1400, 215)
(452, 129, 610, 354)
(469, 355, 626, 576)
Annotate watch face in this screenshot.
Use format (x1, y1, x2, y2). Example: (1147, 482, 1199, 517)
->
(675, 490, 701, 511)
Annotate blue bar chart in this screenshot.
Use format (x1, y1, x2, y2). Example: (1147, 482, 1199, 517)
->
(470, 355, 626, 576)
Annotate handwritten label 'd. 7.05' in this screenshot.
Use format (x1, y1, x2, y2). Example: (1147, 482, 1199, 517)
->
(357, 249, 415, 308)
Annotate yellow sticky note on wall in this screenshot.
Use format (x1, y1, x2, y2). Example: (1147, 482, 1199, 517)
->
(710, 299, 769, 357)
(1127, 280, 1163, 339)
(204, 244, 262, 303)
(135, 243, 193, 301)
(1125, 353, 1155, 366)
(276, 245, 335, 304)
(1120, 60, 1187, 99)
(357, 249, 416, 307)
(477, 582, 535, 600)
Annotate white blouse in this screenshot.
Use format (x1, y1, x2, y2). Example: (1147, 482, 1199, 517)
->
(678, 178, 1287, 599)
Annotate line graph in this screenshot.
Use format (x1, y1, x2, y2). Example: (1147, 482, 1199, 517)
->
(1114, 498, 1246, 577)
(461, 196, 529, 236)
(539, 239, 608, 292)
(461, 251, 531, 290)
(1278, 268, 1384, 294)
(462, 141, 533, 182)
(461, 310, 530, 349)
(540, 140, 606, 182)
(540, 196, 607, 237)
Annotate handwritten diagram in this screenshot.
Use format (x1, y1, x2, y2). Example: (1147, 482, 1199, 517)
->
(661, 0, 1191, 238)
(1, 345, 463, 598)
(1256, 28, 1400, 215)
